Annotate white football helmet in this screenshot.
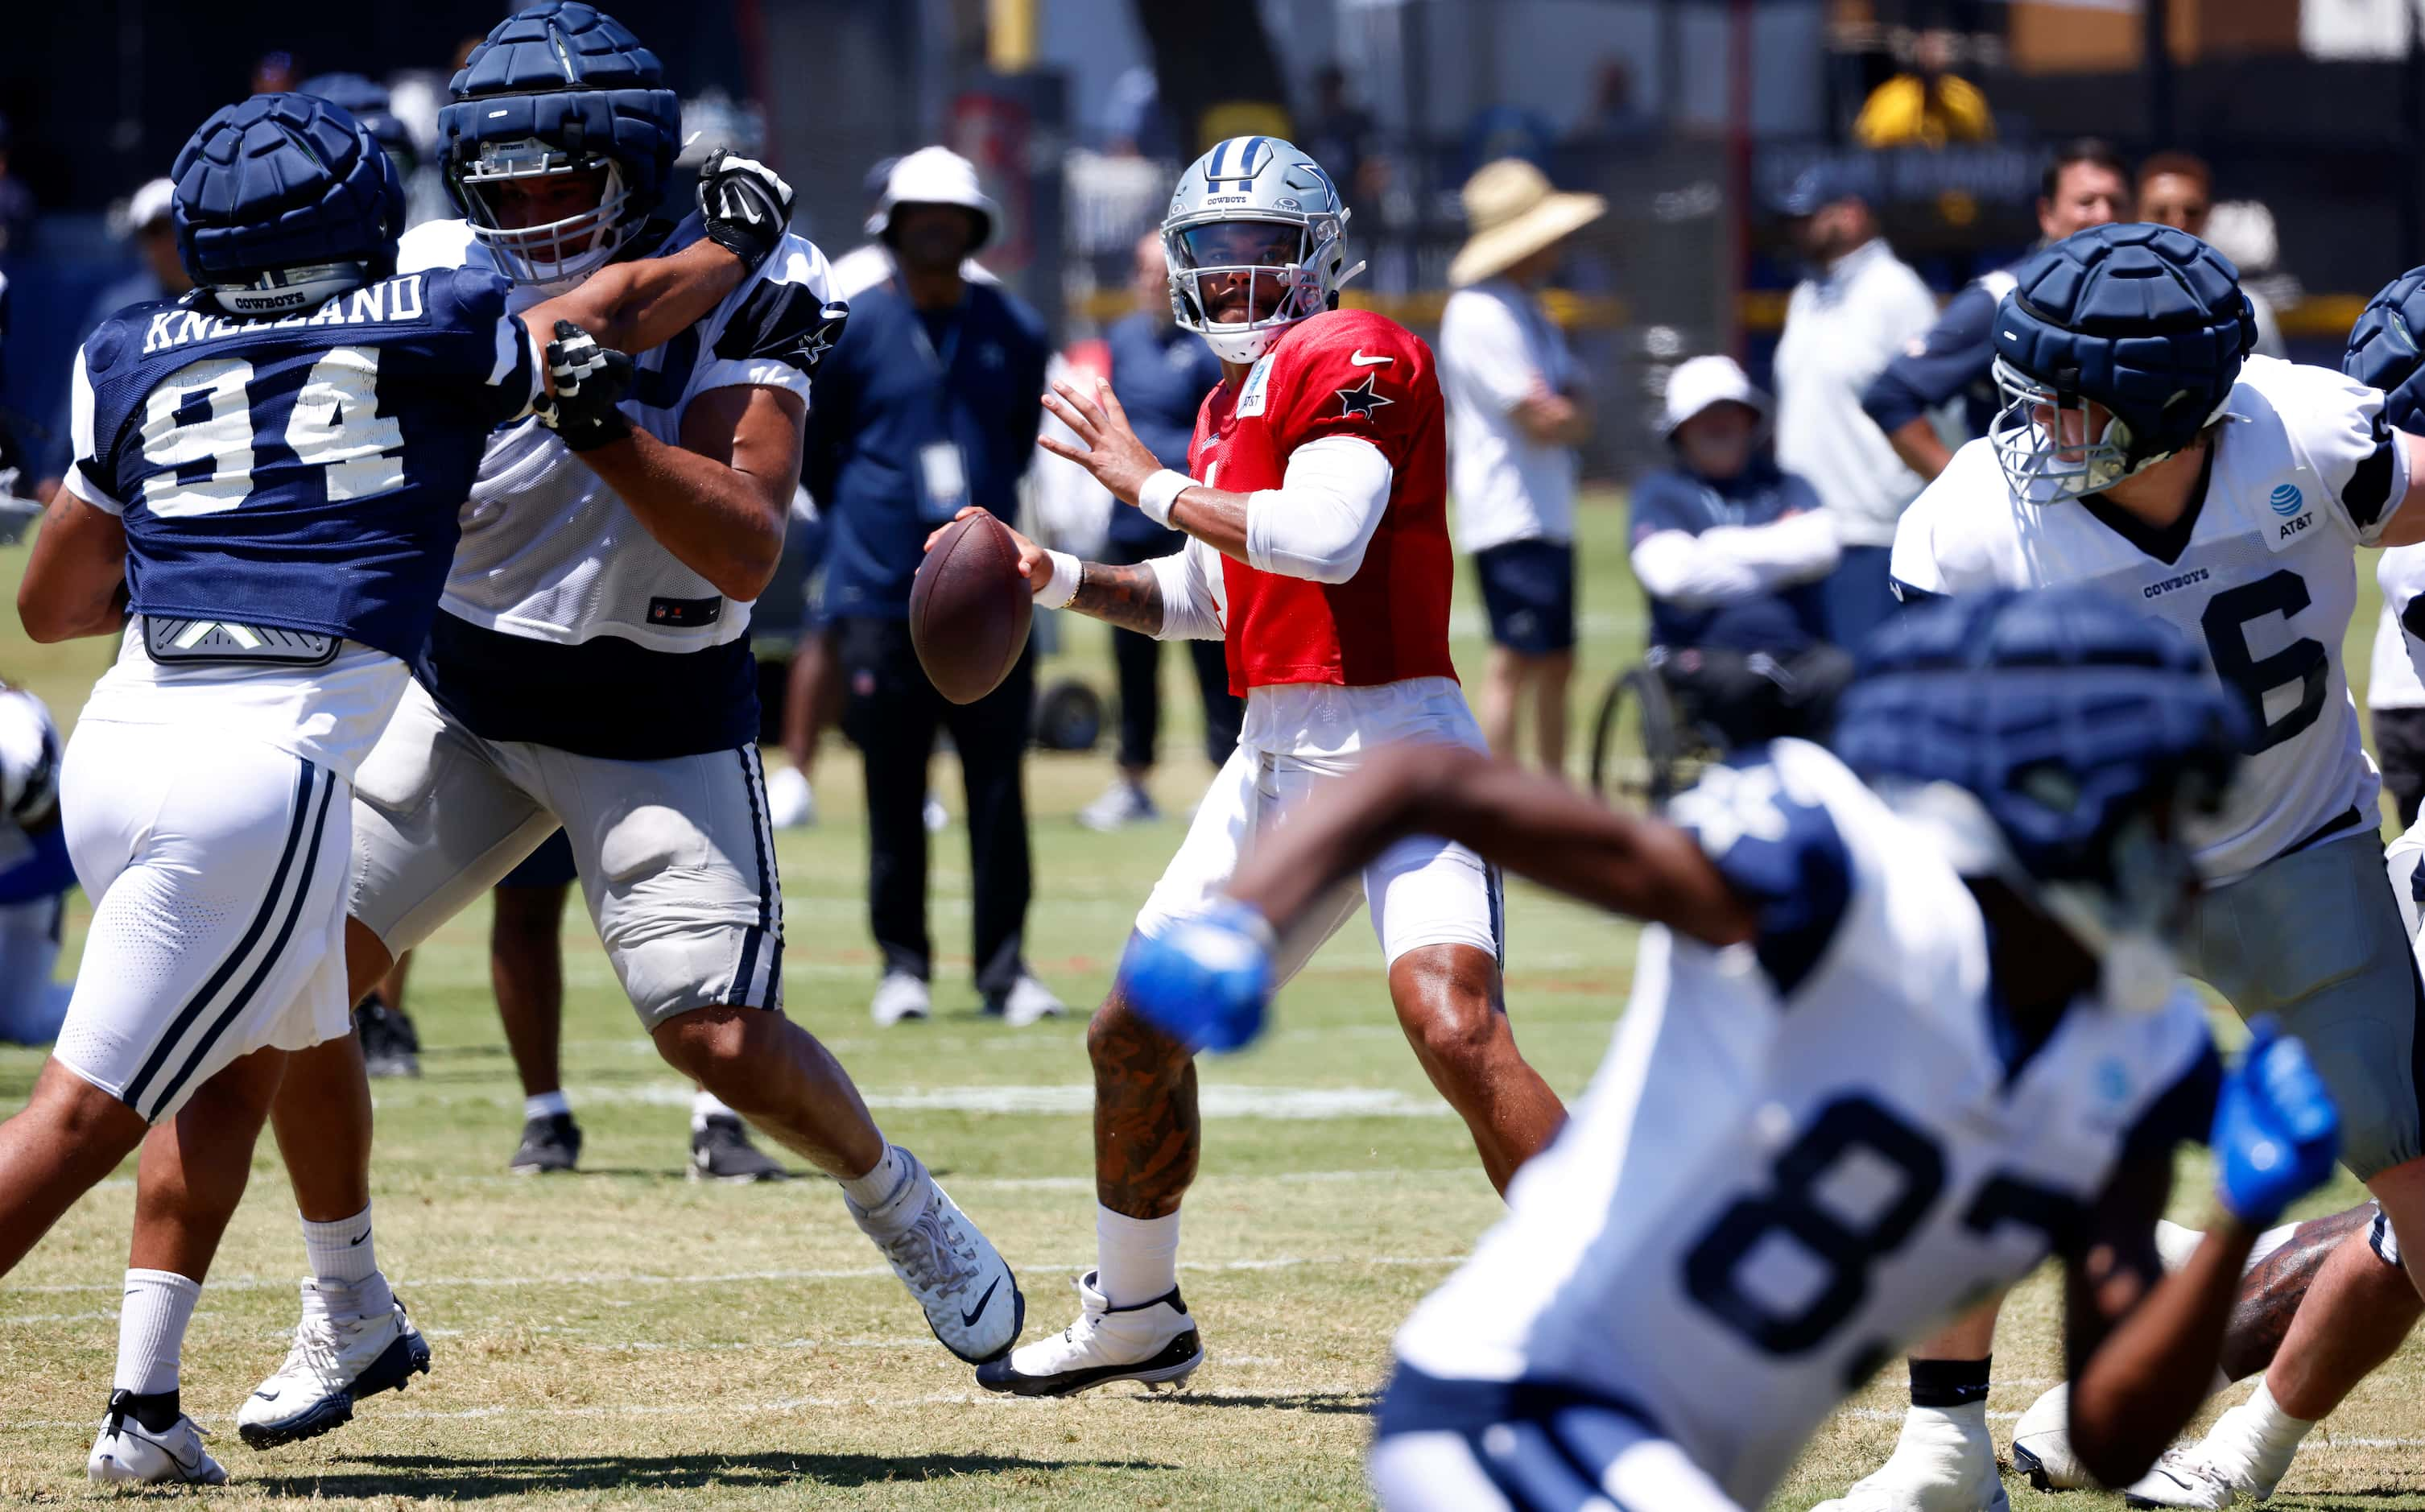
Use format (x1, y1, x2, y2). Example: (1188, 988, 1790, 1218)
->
(1162, 136, 1364, 364)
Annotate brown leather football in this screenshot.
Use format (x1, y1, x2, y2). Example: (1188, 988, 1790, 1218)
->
(909, 511, 1033, 704)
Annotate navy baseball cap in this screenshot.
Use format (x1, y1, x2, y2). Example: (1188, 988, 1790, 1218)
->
(1774, 162, 1870, 218)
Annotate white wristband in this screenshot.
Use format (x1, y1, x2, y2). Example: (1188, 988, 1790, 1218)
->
(1137, 469, 1192, 528)
(1034, 550, 1082, 610)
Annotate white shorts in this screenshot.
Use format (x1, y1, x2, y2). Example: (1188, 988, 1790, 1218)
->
(52, 719, 351, 1123)
(349, 680, 782, 1028)
(1133, 743, 1501, 984)
(1369, 1375, 1741, 1512)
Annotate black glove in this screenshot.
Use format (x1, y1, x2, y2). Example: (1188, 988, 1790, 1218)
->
(537, 320, 635, 452)
(696, 148, 795, 271)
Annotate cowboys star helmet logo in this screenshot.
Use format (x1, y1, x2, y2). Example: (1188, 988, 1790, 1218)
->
(1335, 374, 1393, 419)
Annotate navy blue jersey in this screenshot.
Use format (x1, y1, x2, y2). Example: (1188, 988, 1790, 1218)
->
(1105, 313, 1223, 552)
(69, 268, 537, 663)
(1630, 456, 1832, 653)
(1859, 269, 2016, 444)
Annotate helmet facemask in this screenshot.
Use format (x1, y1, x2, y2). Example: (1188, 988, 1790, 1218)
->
(454, 138, 633, 290)
(1988, 356, 2155, 504)
(1164, 213, 1357, 365)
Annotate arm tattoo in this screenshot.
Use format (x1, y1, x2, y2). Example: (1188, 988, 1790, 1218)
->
(1068, 560, 1165, 636)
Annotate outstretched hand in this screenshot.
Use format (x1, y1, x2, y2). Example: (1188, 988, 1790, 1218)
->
(1039, 376, 1163, 507)
(2212, 1017, 2340, 1229)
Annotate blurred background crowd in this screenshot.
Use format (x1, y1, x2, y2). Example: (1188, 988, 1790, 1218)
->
(5, 0, 2425, 1037)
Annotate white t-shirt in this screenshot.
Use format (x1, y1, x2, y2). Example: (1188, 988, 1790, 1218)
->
(1439, 279, 1580, 552)
(2366, 598, 2425, 712)
(1893, 356, 2408, 883)
(2376, 550, 2425, 708)
(1774, 238, 1939, 547)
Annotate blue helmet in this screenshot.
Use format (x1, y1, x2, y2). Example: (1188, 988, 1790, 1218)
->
(2343, 265, 2425, 436)
(437, 1, 681, 287)
(300, 72, 419, 177)
(1833, 589, 2245, 1009)
(171, 93, 406, 316)
(1989, 223, 2255, 504)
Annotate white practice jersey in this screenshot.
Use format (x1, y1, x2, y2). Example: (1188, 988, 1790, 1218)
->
(2381, 547, 2425, 699)
(1892, 356, 2409, 883)
(399, 217, 840, 653)
(1391, 740, 2217, 1510)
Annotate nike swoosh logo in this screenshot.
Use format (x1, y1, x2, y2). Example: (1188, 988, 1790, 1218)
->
(960, 1272, 1005, 1328)
(252, 1389, 279, 1402)
(1349, 350, 1394, 366)
(350, 1229, 370, 1246)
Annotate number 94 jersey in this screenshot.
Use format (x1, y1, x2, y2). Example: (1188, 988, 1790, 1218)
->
(1390, 741, 2217, 1512)
(1892, 355, 2406, 884)
(65, 270, 539, 665)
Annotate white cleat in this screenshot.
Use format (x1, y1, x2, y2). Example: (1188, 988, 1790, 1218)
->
(236, 1279, 431, 1449)
(2122, 1386, 2307, 1507)
(1812, 1405, 2009, 1512)
(994, 972, 1064, 1027)
(847, 1146, 1022, 1363)
(2010, 1382, 2097, 1490)
(766, 764, 816, 829)
(870, 970, 931, 1027)
(976, 1269, 1204, 1398)
(2123, 1450, 2245, 1508)
(88, 1393, 226, 1485)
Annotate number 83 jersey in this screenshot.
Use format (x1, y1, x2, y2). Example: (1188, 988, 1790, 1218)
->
(1892, 355, 2406, 885)
(1389, 741, 2217, 1511)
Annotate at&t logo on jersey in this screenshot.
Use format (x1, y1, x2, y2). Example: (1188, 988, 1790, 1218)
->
(2269, 481, 2316, 543)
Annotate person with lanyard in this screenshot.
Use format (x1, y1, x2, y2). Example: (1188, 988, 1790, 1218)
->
(1077, 231, 1238, 831)
(805, 147, 1064, 1029)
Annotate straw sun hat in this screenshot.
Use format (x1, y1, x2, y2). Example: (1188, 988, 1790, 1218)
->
(1448, 158, 1607, 288)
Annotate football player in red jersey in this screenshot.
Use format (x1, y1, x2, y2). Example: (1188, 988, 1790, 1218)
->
(945, 136, 1569, 1397)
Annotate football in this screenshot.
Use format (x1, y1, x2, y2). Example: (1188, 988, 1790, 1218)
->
(909, 510, 1033, 704)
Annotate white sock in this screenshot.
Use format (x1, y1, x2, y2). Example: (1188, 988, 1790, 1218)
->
(841, 1144, 911, 1211)
(1096, 1204, 1181, 1308)
(301, 1206, 380, 1291)
(2217, 1379, 2315, 1494)
(114, 1270, 200, 1397)
(692, 1089, 735, 1130)
(524, 1090, 571, 1121)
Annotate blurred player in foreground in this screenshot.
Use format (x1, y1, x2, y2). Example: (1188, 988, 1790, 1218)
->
(1119, 587, 2341, 1511)
(0, 88, 689, 1481)
(954, 135, 1568, 1396)
(1856, 224, 2425, 1510)
(0, 680, 70, 1047)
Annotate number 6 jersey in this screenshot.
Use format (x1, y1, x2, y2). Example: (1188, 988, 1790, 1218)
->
(1389, 739, 2217, 1511)
(1890, 355, 2406, 884)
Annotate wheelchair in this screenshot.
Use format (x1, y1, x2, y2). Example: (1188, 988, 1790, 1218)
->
(1587, 644, 1851, 810)
(1585, 649, 1729, 811)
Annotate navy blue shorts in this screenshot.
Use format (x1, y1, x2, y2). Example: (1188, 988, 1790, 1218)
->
(1473, 539, 1577, 655)
(498, 828, 577, 890)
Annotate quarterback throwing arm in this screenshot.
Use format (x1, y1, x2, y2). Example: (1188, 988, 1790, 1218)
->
(950, 135, 1568, 1403)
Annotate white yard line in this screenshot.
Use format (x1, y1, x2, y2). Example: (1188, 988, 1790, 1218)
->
(5, 1252, 1470, 1298)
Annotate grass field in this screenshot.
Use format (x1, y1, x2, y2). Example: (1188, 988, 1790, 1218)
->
(1, 494, 2420, 1509)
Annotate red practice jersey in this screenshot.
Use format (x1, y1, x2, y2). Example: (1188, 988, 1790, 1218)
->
(1187, 308, 1457, 696)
